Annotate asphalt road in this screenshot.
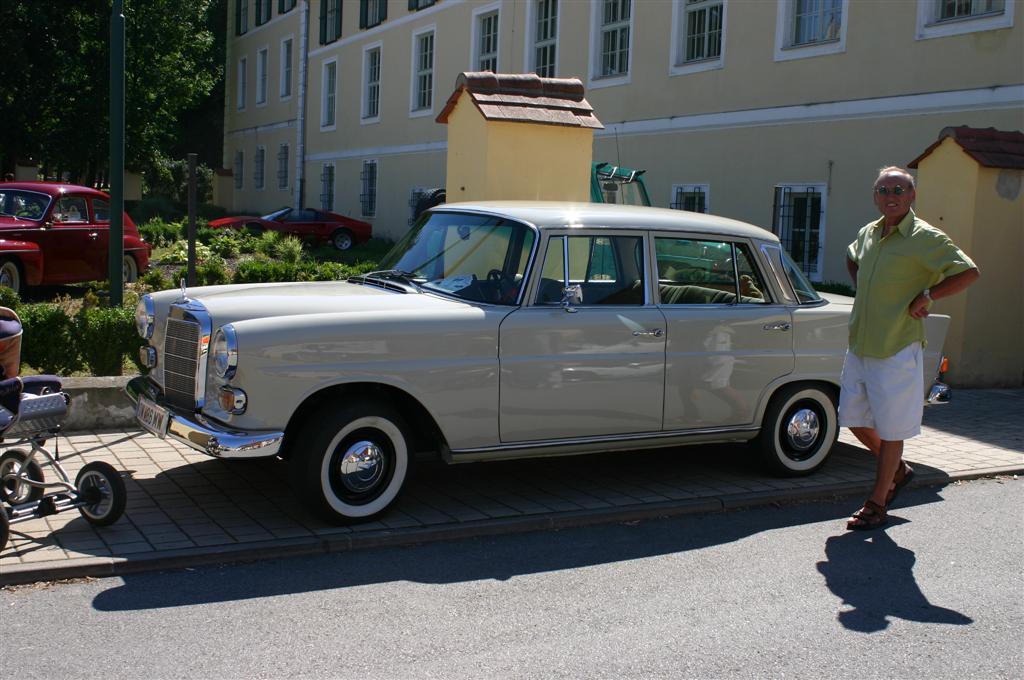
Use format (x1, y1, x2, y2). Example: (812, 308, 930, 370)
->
(1, 478, 1020, 679)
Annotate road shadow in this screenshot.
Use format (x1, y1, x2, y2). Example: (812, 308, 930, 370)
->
(87, 484, 967, 620)
(817, 522, 974, 632)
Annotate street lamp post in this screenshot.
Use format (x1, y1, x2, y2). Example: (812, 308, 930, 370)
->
(108, 0, 125, 307)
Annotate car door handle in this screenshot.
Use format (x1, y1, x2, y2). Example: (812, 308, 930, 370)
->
(763, 322, 791, 331)
(88, 232, 99, 240)
(633, 328, 664, 337)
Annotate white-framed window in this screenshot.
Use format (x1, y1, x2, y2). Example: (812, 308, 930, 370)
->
(772, 183, 827, 281)
(362, 43, 382, 122)
(321, 59, 337, 129)
(472, 4, 500, 72)
(773, 0, 848, 62)
(320, 163, 336, 211)
(236, 56, 247, 110)
(277, 143, 290, 190)
(671, 0, 726, 76)
(916, 0, 1013, 39)
(320, 0, 342, 44)
(233, 150, 244, 190)
(256, 47, 269, 106)
(360, 160, 378, 217)
(254, 146, 266, 190)
(360, 0, 387, 29)
(280, 37, 294, 100)
(590, 0, 633, 88)
(670, 184, 710, 213)
(411, 27, 435, 115)
(530, 0, 559, 77)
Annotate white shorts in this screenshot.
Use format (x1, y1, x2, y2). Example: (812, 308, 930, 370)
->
(838, 342, 924, 441)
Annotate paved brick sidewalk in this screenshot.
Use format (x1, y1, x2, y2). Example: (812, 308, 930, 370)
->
(2, 389, 1021, 584)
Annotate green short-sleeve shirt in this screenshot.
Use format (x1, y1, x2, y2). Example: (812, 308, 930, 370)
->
(847, 209, 976, 359)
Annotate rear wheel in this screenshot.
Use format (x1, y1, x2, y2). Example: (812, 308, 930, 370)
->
(123, 255, 139, 283)
(756, 384, 838, 476)
(0, 505, 9, 553)
(0, 258, 22, 296)
(0, 449, 44, 505)
(331, 229, 354, 251)
(289, 400, 411, 523)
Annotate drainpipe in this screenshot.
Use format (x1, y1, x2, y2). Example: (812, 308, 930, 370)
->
(295, 0, 310, 210)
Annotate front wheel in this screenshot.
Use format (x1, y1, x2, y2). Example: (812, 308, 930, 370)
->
(0, 505, 9, 553)
(123, 255, 139, 283)
(330, 229, 354, 251)
(0, 449, 45, 505)
(76, 461, 127, 526)
(755, 384, 838, 476)
(289, 400, 411, 523)
(0, 258, 22, 296)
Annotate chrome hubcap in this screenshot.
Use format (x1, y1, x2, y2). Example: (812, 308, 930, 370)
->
(785, 408, 820, 451)
(337, 440, 385, 494)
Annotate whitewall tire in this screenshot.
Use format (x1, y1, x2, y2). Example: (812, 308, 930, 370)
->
(756, 384, 838, 476)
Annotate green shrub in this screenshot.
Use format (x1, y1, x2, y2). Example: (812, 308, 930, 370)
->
(159, 239, 214, 265)
(232, 258, 299, 283)
(0, 286, 21, 311)
(277, 236, 304, 265)
(209, 230, 243, 258)
(197, 256, 231, 286)
(198, 203, 228, 221)
(814, 280, 856, 297)
(18, 303, 82, 375)
(139, 269, 171, 291)
(128, 195, 181, 224)
(255, 230, 283, 258)
(76, 305, 141, 376)
(138, 217, 184, 248)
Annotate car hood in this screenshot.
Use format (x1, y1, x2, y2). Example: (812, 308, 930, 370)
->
(207, 216, 254, 227)
(170, 279, 474, 325)
(819, 292, 854, 306)
(0, 216, 43, 229)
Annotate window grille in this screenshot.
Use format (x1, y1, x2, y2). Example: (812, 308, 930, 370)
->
(414, 33, 434, 110)
(793, 0, 842, 46)
(237, 57, 247, 109)
(254, 148, 265, 190)
(684, 0, 723, 62)
(233, 151, 244, 190)
(534, 0, 558, 77)
(938, 0, 1004, 20)
(600, 0, 631, 77)
(360, 161, 378, 217)
(281, 39, 293, 98)
(320, 0, 342, 44)
(364, 48, 381, 119)
(478, 12, 499, 72)
(320, 165, 335, 211)
(236, 0, 248, 35)
(279, 0, 297, 13)
(772, 186, 824, 279)
(256, 0, 271, 26)
(670, 185, 708, 213)
(322, 62, 337, 127)
(361, 0, 387, 29)
(256, 49, 268, 105)
(277, 144, 289, 190)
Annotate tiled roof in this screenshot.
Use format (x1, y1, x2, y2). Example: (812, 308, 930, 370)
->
(908, 126, 1024, 170)
(437, 72, 604, 130)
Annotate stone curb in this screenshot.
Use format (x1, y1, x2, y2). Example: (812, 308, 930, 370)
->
(2, 465, 1019, 587)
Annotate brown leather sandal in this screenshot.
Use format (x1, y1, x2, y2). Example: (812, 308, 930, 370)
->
(886, 462, 915, 506)
(846, 499, 887, 531)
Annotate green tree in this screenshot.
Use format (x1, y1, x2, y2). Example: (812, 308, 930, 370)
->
(0, 1, 222, 185)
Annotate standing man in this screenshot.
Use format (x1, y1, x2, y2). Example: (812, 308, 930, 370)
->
(841, 166, 979, 530)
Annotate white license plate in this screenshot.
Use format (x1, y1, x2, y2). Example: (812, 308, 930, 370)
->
(136, 396, 169, 438)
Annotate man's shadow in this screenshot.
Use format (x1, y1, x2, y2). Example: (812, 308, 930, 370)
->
(817, 521, 973, 632)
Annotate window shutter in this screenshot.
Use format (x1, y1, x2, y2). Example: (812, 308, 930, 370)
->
(408, 0, 417, 10)
(379, 0, 388, 23)
(235, 0, 242, 35)
(319, 0, 327, 44)
(335, 2, 343, 39)
(360, 0, 368, 29)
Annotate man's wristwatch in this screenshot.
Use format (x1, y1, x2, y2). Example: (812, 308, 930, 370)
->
(922, 288, 932, 303)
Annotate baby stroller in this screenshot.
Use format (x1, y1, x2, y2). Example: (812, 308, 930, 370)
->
(0, 307, 126, 553)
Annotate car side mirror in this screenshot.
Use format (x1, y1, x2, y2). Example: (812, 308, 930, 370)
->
(561, 284, 582, 313)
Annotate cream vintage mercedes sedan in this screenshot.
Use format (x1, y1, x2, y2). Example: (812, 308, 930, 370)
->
(127, 202, 949, 523)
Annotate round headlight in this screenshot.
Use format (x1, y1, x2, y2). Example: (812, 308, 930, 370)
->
(211, 325, 238, 379)
(135, 295, 155, 339)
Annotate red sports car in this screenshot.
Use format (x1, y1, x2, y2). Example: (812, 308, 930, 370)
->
(0, 182, 151, 296)
(208, 207, 373, 251)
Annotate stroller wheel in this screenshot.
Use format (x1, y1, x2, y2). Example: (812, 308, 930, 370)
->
(0, 504, 9, 553)
(0, 449, 45, 505)
(76, 462, 126, 527)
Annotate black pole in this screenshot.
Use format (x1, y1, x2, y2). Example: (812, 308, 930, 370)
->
(187, 153, 197, 286)
(108, 0, 125, 306)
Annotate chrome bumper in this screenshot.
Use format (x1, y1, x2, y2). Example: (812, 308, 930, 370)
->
(125, 376, 284, 459)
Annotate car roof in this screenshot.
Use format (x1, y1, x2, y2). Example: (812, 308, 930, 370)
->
(0, 181, 109, 198)
(435, 201, 778, 242)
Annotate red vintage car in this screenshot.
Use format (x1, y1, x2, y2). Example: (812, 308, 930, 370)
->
(0, 182, 151, 296)
(208, 207, 373, 251)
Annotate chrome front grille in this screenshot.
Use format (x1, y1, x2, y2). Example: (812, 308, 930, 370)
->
(164, 317, 200, 409)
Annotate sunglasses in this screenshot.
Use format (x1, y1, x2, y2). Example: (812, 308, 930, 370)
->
(875, 185, 910, 196)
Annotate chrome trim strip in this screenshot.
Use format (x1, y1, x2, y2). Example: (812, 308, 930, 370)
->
(451, 425, 760, 456)
(126, 376, 283, 459)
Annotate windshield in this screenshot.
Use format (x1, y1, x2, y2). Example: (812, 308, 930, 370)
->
(376, 211, 536, 305)
(261, 207, 291, 221)
(0, 189, 51, 221)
